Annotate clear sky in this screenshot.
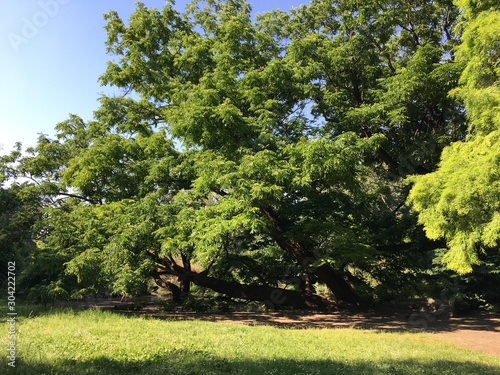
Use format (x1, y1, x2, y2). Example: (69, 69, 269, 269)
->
(0, 0, 307, 155)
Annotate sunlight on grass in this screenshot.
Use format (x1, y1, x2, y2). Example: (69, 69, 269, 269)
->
(1, 308, 499, 374)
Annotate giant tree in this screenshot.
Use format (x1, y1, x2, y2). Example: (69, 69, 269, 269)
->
(2, 0, 471, 307)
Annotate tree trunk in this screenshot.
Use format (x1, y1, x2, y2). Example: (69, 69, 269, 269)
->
(153, 275, 183, 303)
(179, 252, 191, 297)
(260, 206, 361, 304)
(314, 265, 361, 304)
(181, 269, 333, 309)
(154, 255, 334, 309)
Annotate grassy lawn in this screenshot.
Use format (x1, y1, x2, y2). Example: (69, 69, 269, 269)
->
(1, 306, 499, 375)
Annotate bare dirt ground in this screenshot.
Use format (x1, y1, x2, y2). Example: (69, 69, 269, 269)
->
(58, 298, 500, 357)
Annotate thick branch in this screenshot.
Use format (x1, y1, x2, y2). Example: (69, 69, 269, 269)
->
(183, 269, 332, 309)
(152, 252, 332, 309)
(56, 192, 101, 205)
(260, 206, 361, 304)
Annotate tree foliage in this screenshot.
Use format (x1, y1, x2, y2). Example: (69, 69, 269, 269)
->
(3, 0, 497, 308)
(409, 0, 500, 274)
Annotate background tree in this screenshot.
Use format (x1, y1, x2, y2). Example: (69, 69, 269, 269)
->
(408, 0, 500, 274)
(0, 182, 34, 286)
(0, 144, 75, 303)
(408, 0, 500, 309)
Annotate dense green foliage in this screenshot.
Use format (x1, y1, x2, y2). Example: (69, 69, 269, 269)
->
(1, 0, 498, 308)
(408, 0, 500, 274)
(0, 185, 33, 284)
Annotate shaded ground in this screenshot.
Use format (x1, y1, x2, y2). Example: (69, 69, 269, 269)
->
(57, 298, 500, 357)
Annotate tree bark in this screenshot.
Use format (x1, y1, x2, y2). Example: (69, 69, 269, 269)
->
(154, 260, 333, 309)
(181, 269, 332, 309)
(153, 273, 182, 303)
(166, 282, 182, 303)
(260, 206, 361, 304)
(180, 252, 191, 297)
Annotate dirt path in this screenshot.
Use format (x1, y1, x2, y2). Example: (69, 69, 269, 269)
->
(434, 329, 500, 356)
(59, 299, 500, 356)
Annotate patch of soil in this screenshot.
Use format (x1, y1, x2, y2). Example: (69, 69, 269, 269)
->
(433, 329, 500, 357)
(57, 298, 500, 356)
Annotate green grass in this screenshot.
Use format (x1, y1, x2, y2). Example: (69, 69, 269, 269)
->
(0, 306, 499, 375)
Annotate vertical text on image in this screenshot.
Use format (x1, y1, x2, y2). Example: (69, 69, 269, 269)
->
(6, 261, 16, 368)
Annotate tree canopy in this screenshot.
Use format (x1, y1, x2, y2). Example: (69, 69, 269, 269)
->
(1, 0, 498, 309)
(408, 0, 500, 274)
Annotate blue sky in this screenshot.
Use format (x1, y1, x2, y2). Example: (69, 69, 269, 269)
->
(0, 0, 307, 155)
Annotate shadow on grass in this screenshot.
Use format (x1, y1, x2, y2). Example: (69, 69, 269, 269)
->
(0, 302, 58, 321)
(5, 354, 500, 375)
(133, 310, 500, 332)
(2, 300, 499, 333)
